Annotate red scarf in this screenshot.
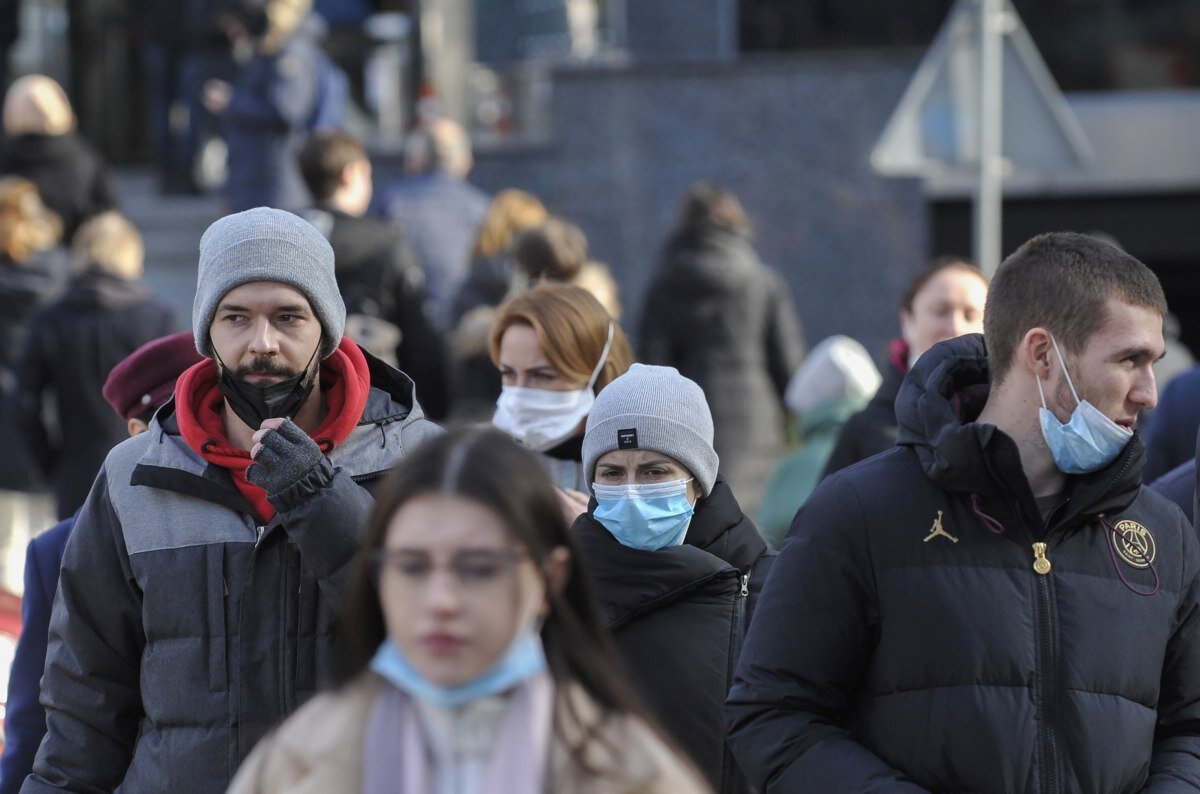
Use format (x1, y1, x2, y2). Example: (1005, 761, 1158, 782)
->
(175, 338, 371, 523)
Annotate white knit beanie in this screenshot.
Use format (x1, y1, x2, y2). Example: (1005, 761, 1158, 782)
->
(192, 207, 345, 358)
(583, 364, 719, 496)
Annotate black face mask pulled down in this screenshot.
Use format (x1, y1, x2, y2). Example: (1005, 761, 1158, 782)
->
(215, 348, 320, 429)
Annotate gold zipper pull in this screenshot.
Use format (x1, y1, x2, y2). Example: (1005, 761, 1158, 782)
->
(1032, 542, 1051, 575)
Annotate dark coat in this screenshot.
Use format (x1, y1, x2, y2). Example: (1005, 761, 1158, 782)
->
(820, 352, 906, 480)
(639, 224, 805, 515)
(1150, 458, 1195, 526)
(0, 248, 68, 491)
(221, 32, 321, 212)
(382, 172, 490, 330)
(0, 134, 118, 242)
(1142, 364, 1200, 483)
(20, 354, 442, 794)
(0, 517, 72, 794)
(10, 270, 175, 518)
(727, 334, 1200, 793)
(575, 477, 773, 794)
(302, 206, 449, 419)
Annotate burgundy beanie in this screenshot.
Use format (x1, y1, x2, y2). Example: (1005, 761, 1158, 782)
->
(103, 331, 204, 420)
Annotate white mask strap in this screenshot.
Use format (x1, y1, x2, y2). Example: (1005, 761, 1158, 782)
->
(585, 322, 615, 392)
(1048, 334, 1082, 407)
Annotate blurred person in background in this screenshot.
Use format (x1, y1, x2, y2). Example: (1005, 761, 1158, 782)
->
(512, 216, 621, 319)
(0, 177, 67, 495)
(227, 428, 709, 794)
(757, 335, 881, 549)
(297, 130, 449, 419)
(489, 283, 632, 499)
(381, 118, 490, 331)
(0, 75, 117, 242)
(11, 211, 174, 519)
(572, 363, 773, 793)
(821, 256, 988, 480)
(203, 0, 338, 212)
(639, 181, 805, 516)
(447, 189, 547, 423)
(0, 331, 201, 794)
(1140, 356, 1200, 483)
(450, 188, 548, 328)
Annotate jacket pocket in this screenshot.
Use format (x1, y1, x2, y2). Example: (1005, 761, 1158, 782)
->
(206, 543, 228, 692)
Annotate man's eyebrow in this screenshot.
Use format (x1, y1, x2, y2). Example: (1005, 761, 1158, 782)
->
(1115, 345, 1163, 362)
(276, 304, 311, 314)
(636, 458, 676, 469)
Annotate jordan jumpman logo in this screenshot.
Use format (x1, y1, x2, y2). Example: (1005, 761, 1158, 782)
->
(923, 510, 959, 543)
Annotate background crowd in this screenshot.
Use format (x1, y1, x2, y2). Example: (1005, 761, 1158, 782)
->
(0, 1, 1199, 793)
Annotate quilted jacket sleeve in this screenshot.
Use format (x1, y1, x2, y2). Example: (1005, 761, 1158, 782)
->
(725, 474, 930, 793)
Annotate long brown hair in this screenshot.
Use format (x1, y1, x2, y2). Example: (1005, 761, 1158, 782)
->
(335, 428, 649, 769)
(489, 282, 633, 392)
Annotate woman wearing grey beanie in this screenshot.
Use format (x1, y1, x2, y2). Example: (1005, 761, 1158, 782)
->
(573, 363, 774, 794)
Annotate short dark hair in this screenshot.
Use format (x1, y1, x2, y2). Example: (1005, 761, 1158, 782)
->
(514, 217, 588, 282)
(984, 232, 1167, 382)
(297, 131, 366, 202)
(335, 428, 646, 767)
(901, 256, 987, 313)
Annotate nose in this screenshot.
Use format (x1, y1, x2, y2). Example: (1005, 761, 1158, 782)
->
(1131, 366, 1158, 412)
(425, 568, 463, 616)
(247, 318, 279, 355)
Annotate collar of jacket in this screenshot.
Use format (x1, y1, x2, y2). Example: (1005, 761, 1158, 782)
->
(894, 333, 1144, 530)
(576, 476, 767, 628)
(130, 342, 430, 505)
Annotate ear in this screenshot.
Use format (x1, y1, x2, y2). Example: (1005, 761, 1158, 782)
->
(539, 546, 572, 619)
(1019, 327, 1055, 378)
(127, 417, 150, 437)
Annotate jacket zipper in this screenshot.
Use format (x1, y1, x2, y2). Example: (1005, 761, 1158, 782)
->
(1030, 539, 1059, 793)
(721, 571, 752, 793)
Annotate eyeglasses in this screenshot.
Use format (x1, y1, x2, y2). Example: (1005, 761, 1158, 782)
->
(370, 547, 528, 593)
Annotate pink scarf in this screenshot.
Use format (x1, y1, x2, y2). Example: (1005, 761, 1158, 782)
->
(363, 672, 555, 794)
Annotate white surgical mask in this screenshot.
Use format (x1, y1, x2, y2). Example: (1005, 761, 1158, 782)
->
(493, 323, 614, 452)
(1037, 334, 1133, 474)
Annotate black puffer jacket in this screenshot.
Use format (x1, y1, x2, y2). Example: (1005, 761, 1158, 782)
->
(728, 334, 1200, 793)
(576, 477, 773, 793)
(639, 224, 805, 515)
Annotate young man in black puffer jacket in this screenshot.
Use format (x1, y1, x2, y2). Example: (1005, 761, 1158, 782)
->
(729, 232, 1200, 792)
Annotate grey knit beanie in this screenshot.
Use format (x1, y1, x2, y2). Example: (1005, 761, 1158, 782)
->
(583, 363, 719, 496)
(192, 207, 345, 359)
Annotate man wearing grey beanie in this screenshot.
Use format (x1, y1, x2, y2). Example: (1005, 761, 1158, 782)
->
(571, 362, 774, 794)
(23, 207, 443, 794)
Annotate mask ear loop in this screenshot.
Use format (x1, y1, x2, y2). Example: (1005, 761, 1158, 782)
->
(1047, 334, 1082, 408)
(585, 322, 615, 394)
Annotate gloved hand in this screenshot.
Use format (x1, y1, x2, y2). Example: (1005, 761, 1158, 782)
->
(246, 418, 326, 498)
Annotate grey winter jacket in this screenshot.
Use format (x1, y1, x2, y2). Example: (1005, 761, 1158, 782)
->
(20, 358, 442, 794)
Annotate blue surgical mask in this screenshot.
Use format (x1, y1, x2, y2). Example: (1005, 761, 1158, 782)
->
(370, 628, 547, 709)
(592, 478, 695, 550)
(1037, 334, 1133, 474)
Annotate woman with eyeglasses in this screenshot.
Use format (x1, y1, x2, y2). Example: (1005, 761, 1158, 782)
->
(572, 363, 774, 794)
(489, 282, 633, 507)
(227, 428, 708, 794)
